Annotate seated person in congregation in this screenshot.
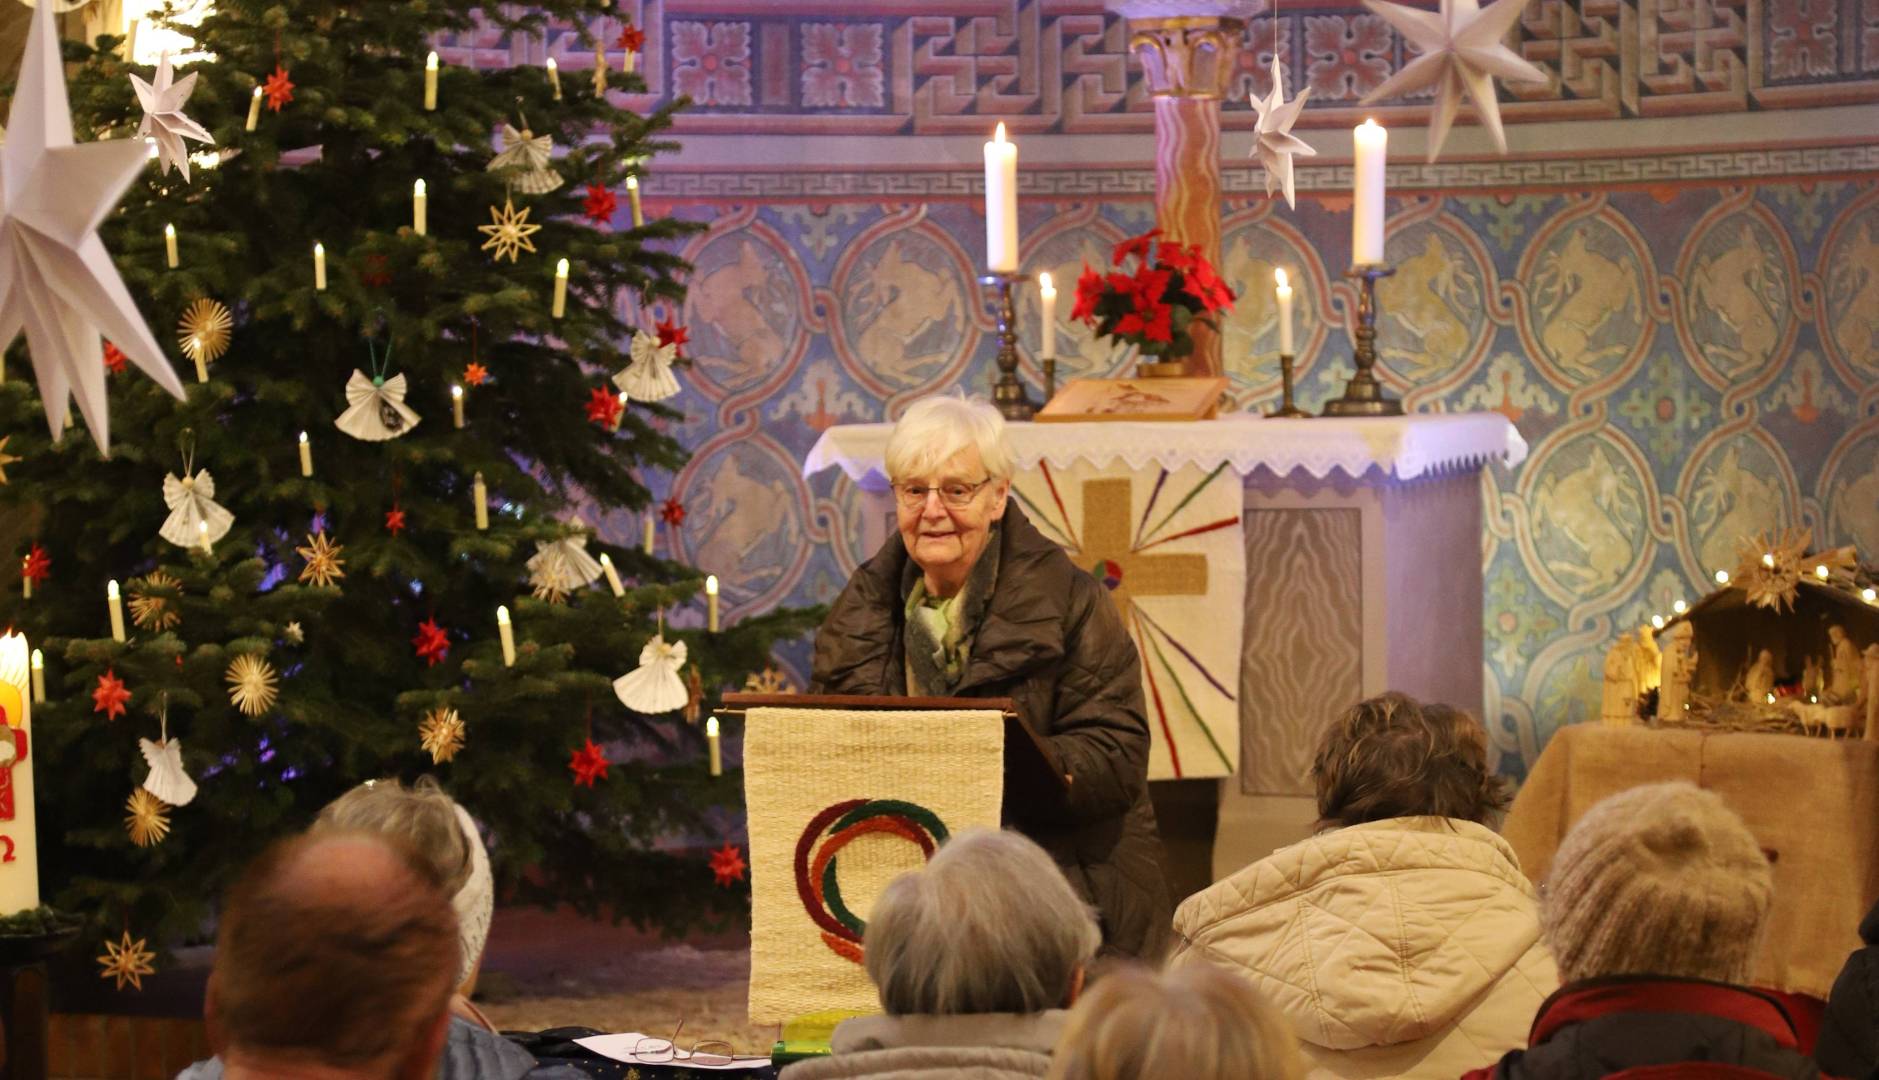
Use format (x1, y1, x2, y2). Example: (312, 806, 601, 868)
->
(1818, 895, 1879, 1079)
(1047, 963, 1303, 1080)
(811, 394, 1169, 958)
(782, 827, 1097, 1080)
(1168, 693, 1557, 1079)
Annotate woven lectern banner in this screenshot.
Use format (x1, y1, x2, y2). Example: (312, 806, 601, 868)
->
(745, 706, 1004, 1023)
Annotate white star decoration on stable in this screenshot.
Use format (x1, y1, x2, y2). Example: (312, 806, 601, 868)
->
(130, 52, 213, 181)
(1360, 0, 1549, 162)
(0, 0, 184, 451)
(1248, 56, 1314, 210)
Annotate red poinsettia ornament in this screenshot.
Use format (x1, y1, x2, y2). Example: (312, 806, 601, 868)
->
(584, 387, 623, 428)
(412, 618, 449, 667)
(1071, 228, 1234, 359)
(93, 670, 131, 720)
(581, 184, 618, 227)
(569, 738, 611, 787)
(709, 843, 747, 887)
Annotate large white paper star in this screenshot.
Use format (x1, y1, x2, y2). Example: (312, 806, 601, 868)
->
(131, 52, 214, 182)
(1360, 0, 1549, 163)
(0, 0, 183, 452)
(1249, 56, 1314, 210)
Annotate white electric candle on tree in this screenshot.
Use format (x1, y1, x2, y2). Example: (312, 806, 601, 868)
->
(164, 223, 178, 269)
(244, 86, 262, 131)
(413, 180, 427, 236)
(424, 52, 439, 110)
(496, 605, 516, 666)
(552, 258, 569, 318)
(625, 176, 643, 228)
(107, 579, 126, 642)
(983, 122, 1019, 273)
(472, 472, 489, 531)
(28, 651, 43, 705)
(19, 558, 29, 601)
(298, 431, 313, 477)
(1037, 272, 1057, 359)
(706, 575, 720, 632)
(1352, 119, 1388, 266)
(1274, 268, 1295, 355)
(198, 521, 212, 554)
(546, 57, 562, 99)
(643, 514, 656, 554)
(313, 242, 327, 290)
(705, 715, 722, 777)
(451, 385, 465, 429)
(0, 632, 41, 915)
(599, 553, 625, 597)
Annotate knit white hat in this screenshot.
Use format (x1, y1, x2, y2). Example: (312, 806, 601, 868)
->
(450, 803, 493, 989)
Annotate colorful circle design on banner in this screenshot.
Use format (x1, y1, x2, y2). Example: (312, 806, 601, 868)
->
(795, 798, 950, 964)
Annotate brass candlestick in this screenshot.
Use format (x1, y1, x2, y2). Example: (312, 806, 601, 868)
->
(1043, 358, 1057, 404)
(1268, 354, 1310, 418)
(980, 272, 1036, 421)
(1324, 265, 1402, 417)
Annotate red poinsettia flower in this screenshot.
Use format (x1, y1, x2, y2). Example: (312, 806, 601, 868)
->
(585, 386, 623, 427)
(1071, 265, 1103, 323)
(93, 670, 131, 721)
(20, 545, 50, 585)
(581, 184, 618, 227)
(103, 342, 127, 374)
(1111, 228, 1161, 267)
(462, 362, 490, 387)
(615, 23, 645, 53)
(262, 65, 295, 111)
(384, 507, 407, 536)
(1129, 267, 1172, 312)
(412, 618, 449, 667)
(709, 843, 747, 887)
(655, 316, 689, 359)
(660, 497, 686, 527)
(569, 738, 611, 787)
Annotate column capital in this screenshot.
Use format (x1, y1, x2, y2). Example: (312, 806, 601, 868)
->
(1122, 11, 1256, 100)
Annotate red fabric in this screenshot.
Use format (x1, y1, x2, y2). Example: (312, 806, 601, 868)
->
(1754, 988, 1825, 1053)
(1530, 980, 1801, 1050)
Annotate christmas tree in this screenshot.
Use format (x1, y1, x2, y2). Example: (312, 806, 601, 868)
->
(0, 0, 818, 957)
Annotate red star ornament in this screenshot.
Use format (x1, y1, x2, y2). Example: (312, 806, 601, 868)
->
(103, 342, 126, 374)
(262, 65, 295, 112)
(412, 618, 450, 667)
(569, 738, 611, 787)
(93, 670, 131, 721)
(359, 254, 392, 288)
(709, 843, 747, 887)
(655, 317, 689, 359)
(385, 507, 407, 536)
(616, 24, 645, 53)
(20, 545, 50, 586)
(463, 363, 490, 388)
(582, 184, 618, 227)
(584, 386, 623, 428)
(660, 497, 685, 527)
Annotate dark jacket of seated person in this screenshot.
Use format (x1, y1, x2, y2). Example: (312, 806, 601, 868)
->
(1817, 898, 1879, 1080)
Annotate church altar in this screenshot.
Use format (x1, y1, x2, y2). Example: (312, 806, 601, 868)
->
(805, 412, 1527, 873)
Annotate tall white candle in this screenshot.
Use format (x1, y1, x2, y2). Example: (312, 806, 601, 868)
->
(1038, 272, 1056, 359)
(164, 224, 178, 269)
(983, 122, 1019, 273)
(424, 52, 439, 111)
(28, 650, 43, 705)
(705, 575, 719, 633)
(705, 715, 722, 777)
(552, 258, 569, 318)
(625, 176, 643, 228)
(245, 86, 262, 131)
(1274, 268, 1295, 355)
(413, 180, 427, 236)
(0, 632, 41, 915)
(298, 431, 313, 477)
(1352, 119, 1388, 267)
(599, 553, 625, 597)
(107, 580, 126, 643)
(451, 385, 465, 429)
(124, 19, 139, 62)
(546, 57, 562, 100)
(496, 605, 516, 667)
(313, 242, 327, 290)
(472, 472, 489, 531)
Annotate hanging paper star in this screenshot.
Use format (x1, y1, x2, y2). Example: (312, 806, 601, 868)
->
(582, 184, 617, 227)
(1359, 0, 1549, 162)
(0, 0, 186, 451)
(262, 65, 295, 112)
(1248, 56, 1315, 210)
(384, 506, 407, 536)
(709, 843, 747, 887)
(660, 497, 686, 527)
(94, 670, 131, 721)
(585, 386, 623, 427)
(103, 341, 126, 374)
(412, 618, 450, 667)
(296, 530, 346, 588)
(124, 788, 171, 847)
(478, 196, 542, 263)
(463, 362, 490, 387)
(20, 545, 50, 586)
(616, 24, 646, 53)
(130, 52, 214, 182)
(0, 436, 16, 485)
(419, 706, 465, 764)
(97, 930, 157, 991)
(655, 317, 689, 359)
(569, 737, 611, 787)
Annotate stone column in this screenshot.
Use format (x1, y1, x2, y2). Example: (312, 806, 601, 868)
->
(1116, 2, 1258, 377)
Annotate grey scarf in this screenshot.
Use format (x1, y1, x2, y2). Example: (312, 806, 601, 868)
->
(901, 526, 1001, 696)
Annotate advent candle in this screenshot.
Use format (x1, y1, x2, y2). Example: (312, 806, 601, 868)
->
(29, 650, 44, 705)
(625, 176, 643, 228)
(1275, 268, 1295, 355)
(451, 385, 465, 429)
(546, 57, 562, 100)
(245, 86, 263, 131)
(313, 242, 327, 290)
(107, 580, 126, 643)
(599, 553, 625, 597)
(1352, 119, 1388, 267)
(705, 575, 719, 633)
(983, 122, 1018, 273)
(413, 180, 427, 236)
(705, 715, 722, 777)
(552, 258, 569, 318)
(496, 605, 516, 667)
(164, 224, 178, 269)
(424, 52, 439, 111)
(472, 472, 489, 531)
(0, 632, 41, 915)
(298, 431, 313, 477)
(643, 514, 656, 554)
(1038, 272, 1057, 359)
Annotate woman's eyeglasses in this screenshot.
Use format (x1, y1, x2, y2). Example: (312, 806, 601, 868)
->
(631, 1018, 765, 1067)
(892, 477, 992, 510)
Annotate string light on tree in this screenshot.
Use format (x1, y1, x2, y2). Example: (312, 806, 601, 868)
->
(496, 605, 515, 666)
(423, 51, 438, 110)
(313, 242, 327, 290)
(106, 579, 126, 642)
(451, 385, 464, 429)
(244, 86, 262, 130)
(298, 431, 313, 476)
(413, 180, 427, 235)
(625, 176, 643, 228)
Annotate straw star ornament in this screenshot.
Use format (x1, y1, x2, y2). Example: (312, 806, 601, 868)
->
(296, 531, 346, 588)
(0, 435, 18, 485)
(1360, 0, 1549, 162)
(478, 196, 542, 263)
(124, 789, 171, 847)
(98, 930, 157, 990)
(225, 654, 280, 717)
(419, 707, 466, 764)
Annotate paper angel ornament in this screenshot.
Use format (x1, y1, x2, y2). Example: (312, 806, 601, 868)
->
(139, 737, 198, 807)
(527, 519, 605, 602)
(335, 370, 421, 441)
(159, 470, 234, 549)
(613, 330, 680, 403)
(486, 124, 563, 194)
(613, 636, 689, 714)
(131, 52, 213, 182)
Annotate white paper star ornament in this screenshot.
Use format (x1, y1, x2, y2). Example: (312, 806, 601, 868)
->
(1249, 56, 1314, 210)
(0, 0, 184, 452)
(1359, 0, 1548, 162)
(131, 52, 213, 182)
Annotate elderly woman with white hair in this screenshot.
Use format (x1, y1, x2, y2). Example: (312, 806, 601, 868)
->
(782, 828, 1100, 1079)
(812, 394, 1169, 959)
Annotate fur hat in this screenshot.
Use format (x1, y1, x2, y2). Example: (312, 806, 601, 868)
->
(1541, 781, 1771, 985)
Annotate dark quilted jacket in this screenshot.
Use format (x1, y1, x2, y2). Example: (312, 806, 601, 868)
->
(810, 502, 1172, 960)
(1817, 899, 1879, 1080)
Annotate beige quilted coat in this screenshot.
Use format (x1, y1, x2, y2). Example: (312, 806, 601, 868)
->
(1169, 817, 1558, 1080)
